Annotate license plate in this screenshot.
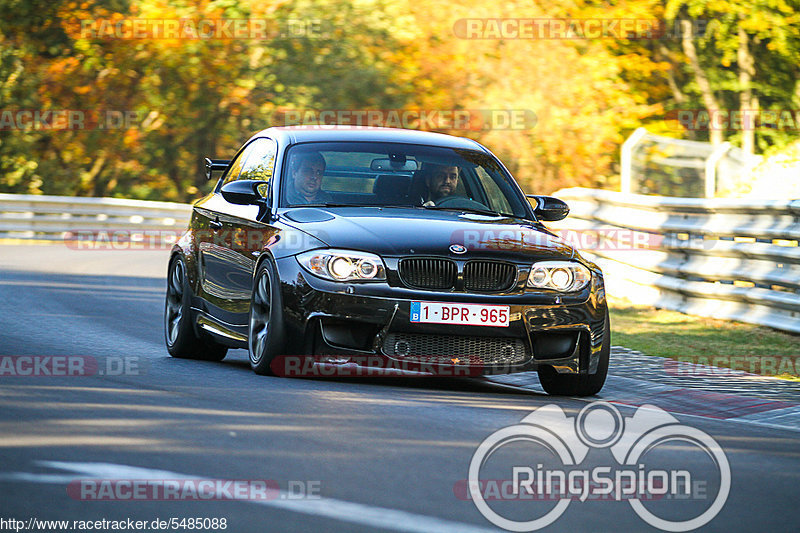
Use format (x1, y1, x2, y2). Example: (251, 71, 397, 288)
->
(410, 301, 510, 327)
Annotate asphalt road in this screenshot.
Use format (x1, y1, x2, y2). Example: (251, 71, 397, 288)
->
(0, 244, 798, 533)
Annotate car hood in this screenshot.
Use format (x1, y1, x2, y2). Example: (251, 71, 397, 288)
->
(280, 207, 576, 262)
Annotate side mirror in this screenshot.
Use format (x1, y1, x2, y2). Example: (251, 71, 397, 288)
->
(220, 179, 268, 206)
(527, 195, 569, 221)
(204, 158, 231, 180)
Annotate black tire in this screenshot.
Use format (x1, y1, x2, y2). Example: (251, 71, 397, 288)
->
(164, 255, 227, 361)
(248, 258, 286, 375)
(538, 308, 610, 396)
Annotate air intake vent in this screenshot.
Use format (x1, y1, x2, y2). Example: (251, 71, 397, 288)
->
(383, 332, 531, 366)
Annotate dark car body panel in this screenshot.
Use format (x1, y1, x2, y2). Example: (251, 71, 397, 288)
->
(172, 126, 608, 376)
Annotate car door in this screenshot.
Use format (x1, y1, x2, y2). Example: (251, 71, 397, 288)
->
(203, 137, 279, 327)
(194, 140, 255, 318)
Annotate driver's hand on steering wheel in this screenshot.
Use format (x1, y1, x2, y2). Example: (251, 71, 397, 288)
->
(423, 200, 436, 207)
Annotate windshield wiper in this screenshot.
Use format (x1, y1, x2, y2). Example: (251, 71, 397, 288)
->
(422, 205, 508, 217)
(294, 203, 428, 209)
(291, 203, 514, 217)
(291, 203, 372, 208)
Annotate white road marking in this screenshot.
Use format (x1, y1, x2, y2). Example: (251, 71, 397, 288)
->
(0, 461, 499, 533)
(0, 473, 77, 483)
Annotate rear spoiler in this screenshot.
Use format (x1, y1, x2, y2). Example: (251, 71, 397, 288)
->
(204, 158, 231, 180)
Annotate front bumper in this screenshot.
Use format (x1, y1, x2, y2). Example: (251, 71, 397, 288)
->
(275, 256, 607, 376)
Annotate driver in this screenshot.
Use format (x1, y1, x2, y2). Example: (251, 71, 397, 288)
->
(423, 164, 460, 206)
(286, 151, 332, 205)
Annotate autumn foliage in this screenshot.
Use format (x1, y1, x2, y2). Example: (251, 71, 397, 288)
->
(0, 0, 797, 201)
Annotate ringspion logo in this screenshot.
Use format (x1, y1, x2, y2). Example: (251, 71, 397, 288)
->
(467, 402, 730, 531)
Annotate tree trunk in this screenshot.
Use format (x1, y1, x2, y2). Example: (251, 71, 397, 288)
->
(681, 20, 723, 145)
(657, 43, 695, 140)
(87, 154, 108, 197)
(738, 26, 756, 155)
(658, 44, 686, 105)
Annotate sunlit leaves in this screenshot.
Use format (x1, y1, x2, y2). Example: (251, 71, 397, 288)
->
(0, 0, 798, 199)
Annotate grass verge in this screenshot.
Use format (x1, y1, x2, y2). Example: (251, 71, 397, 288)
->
(608, 298, 800, 380)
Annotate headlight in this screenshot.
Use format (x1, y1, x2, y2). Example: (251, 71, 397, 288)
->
(527, 261, 591, 292)
(297, 249, 386, 282)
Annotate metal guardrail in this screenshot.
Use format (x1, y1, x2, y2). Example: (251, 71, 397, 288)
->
(0, 193, 191, 241)
(2, 190, 799, 334)
(621, 128, 762, 198)
(553, 187, 800, 334)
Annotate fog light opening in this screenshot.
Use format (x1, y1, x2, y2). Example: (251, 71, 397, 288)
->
(395, 340, 410, 357)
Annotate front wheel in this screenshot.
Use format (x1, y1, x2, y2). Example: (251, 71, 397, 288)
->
(164, 256, 227, 361)
(248, 259, 286, 375)
(538, 308, 610, 396)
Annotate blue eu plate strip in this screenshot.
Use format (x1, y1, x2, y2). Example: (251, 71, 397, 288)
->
(410, 301, 421, 322)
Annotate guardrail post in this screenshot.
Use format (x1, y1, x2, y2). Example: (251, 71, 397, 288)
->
(552, 186, 800, 335)
(704, 142, 731, 199)
(620, 128, 648, 194)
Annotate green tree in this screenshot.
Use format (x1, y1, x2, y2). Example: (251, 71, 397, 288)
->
(665, 0, 800, 153)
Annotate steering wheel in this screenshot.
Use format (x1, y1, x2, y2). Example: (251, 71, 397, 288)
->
(434, 196, 489, 210)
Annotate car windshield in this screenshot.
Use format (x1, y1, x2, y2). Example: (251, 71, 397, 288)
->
(281, 141, 530, 218)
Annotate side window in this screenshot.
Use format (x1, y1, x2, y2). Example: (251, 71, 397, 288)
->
(218, 142, 256, 189)
(239, 138, 277, 183)
(476, 167, 513, 213)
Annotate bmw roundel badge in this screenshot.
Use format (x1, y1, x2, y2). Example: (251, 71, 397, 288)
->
(449, 244, 467, 254)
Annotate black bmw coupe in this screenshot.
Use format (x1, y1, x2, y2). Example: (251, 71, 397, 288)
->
(165, 126, 610, 395)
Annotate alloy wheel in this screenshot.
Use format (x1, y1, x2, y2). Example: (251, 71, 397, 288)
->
(249, 268, 272, 364)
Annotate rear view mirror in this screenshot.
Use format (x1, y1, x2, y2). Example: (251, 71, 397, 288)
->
(370, 158, 418, 172)
(204, 158, 231, 180)
(527, 195, 569, 221)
